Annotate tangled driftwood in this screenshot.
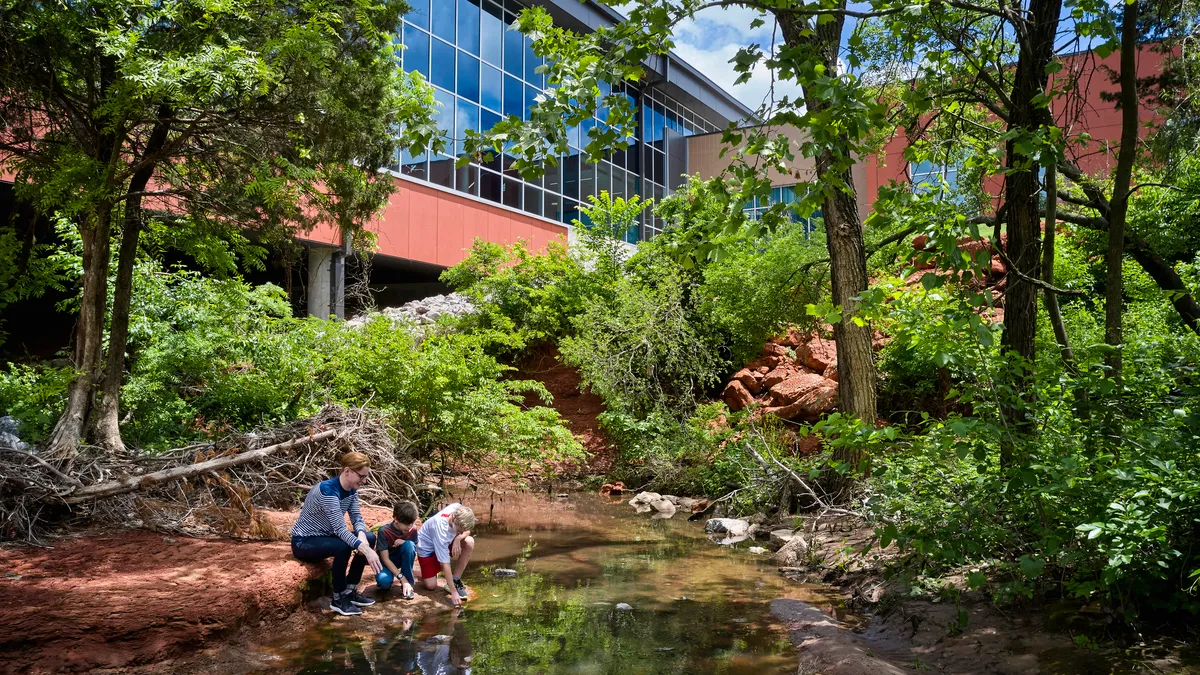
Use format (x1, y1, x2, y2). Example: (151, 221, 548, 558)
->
(0, 406, 424, 543)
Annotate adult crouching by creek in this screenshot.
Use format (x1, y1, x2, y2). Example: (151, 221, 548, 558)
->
(291, 451, 383, 616)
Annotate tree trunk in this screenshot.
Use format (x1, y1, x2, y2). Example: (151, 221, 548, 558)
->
(1104, 2, 1140, 383)
(93, 109, 172, 454)
(1040, 165, 1076, 370)
(777, 7, 876, 487)
(998, 0, 1063, 466)
(44, 209, 112, 461)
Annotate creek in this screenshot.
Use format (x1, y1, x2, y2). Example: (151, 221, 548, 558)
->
(256, 490, 853, 674)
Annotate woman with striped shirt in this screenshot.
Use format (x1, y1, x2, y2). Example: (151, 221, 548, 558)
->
(291, 452, 383, 616)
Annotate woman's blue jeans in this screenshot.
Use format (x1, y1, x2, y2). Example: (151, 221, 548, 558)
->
(291, 532, 376, 594)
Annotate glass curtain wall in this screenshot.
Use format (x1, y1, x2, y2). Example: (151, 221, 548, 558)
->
(743, 185, 822, 237)
(392, 0, 721, 242)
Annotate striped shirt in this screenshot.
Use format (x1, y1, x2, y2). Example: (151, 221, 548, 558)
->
(290, 477, 367, 548)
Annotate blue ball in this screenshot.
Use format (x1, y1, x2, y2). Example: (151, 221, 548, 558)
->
(376, 569, 394, 590)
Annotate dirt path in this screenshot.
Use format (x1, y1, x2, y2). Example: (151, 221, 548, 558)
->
(0, 506, 437, 674)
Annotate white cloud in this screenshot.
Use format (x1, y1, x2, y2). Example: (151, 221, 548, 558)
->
(671, 12, 806, 116)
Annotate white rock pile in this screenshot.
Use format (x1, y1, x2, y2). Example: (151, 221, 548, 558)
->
(346, 293, 476, 329)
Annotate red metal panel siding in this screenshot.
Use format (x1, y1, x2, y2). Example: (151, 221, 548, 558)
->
(862, 44, 1171, 214)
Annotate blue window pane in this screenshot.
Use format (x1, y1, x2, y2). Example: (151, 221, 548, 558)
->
(642, 104, 652, 142)
(480, 63, 502, 112)
(434, 88, 455, 143)
(405, 0, 429, 30)
(459, 0, 480, 55)
(458, 52, 479, 103)
(431, 39, 455, 91)
(666, 109, 678, 131)
(524, 84, 538, 120)
(651, 105, 664, 144)
(403, 25, 430, 80)
(568, 122, 580, 149)
(432, 0, 455, 42)
(481, 1, 503, 66)
(481, 108, 501, 133)
(503, 23, 523, 76)
(503, 74, 522, 119)
(455, 98, 479, 154)
(524, 36, 540, 85)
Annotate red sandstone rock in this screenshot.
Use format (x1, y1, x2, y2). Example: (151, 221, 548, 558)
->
(732, 368, 761, 394)
(988, 258, 1006, 280)
(912, 234, 929, 250)
(768, 372, 830, 406)
(761, 365, 799, 390)
(770, 379, 839, 421)
(797, 336, 837, 372)
(822, 360, 839, 382)
(723, 380, 755, 412)
(762, 343, 791, 360)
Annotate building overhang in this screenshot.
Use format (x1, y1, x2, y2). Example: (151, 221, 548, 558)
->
(535, 0, 755, 126)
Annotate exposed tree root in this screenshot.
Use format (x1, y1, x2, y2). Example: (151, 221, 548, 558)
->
(0, 406, 423, 543)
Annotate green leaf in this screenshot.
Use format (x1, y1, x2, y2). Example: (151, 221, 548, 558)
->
(1019, 555, 1045, 579)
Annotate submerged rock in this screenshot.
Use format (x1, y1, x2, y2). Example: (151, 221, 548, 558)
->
(493, 568, 518, 577)
(748, 546, 768, 555)
(615, 602, 634, 611)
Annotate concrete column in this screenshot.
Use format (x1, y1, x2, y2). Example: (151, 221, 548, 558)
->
(307, 246, 334, 319)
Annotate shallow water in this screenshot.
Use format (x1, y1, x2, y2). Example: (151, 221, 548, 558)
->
(266, 491, 853, 674)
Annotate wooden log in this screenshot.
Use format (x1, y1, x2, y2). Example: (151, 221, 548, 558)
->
(62, 429, 342, 504)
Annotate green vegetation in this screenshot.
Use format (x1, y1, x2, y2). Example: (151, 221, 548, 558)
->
(0, 255, 582, 471)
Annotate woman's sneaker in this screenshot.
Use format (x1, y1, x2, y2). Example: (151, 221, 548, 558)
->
(345, 590, 376, 607)
(330, 594, 363, 616)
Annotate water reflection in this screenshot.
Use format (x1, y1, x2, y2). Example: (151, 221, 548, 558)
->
(281, 492, 846, 674)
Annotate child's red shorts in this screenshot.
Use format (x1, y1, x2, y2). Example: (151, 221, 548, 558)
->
(417, 554, 442, 579)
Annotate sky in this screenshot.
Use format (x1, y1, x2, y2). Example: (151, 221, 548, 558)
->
(609, 2, 872, 114)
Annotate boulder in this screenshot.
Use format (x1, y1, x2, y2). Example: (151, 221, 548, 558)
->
(493, 568, 518, 577)
(600, 482, 626, 496)
(770, 380, 839, 421)
(0, 416, 29, 451)
(706, 518, 753, 544)
(676, 497, 697, 511)
(629, 491, 662, 514)
(732, 368, 761, 394)
(722, 380, 755, 412)
(770, 529, 797, 548)
(761, 365, 798, 390)
(650, 499, 677, 519)
(822, 361, 838, 382)
(615, 603, 634, 611)
(748, 546, 768, 555)
(705, 518, 749, 537)
(797, 336, 838, 372)
(768, 372, 829, 406)
(762, 343, 791, 359)
(772, 534, 811, 566)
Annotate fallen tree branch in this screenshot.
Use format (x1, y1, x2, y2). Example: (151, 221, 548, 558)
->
(0, 445, 84, 488)
(62, 429, 342, 504)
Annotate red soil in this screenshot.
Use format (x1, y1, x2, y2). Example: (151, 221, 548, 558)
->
(0, 506, 391, 674)
(518, 346, 615, 475)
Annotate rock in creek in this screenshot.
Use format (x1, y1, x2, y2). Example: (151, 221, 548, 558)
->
(748, 546, 768, 555)
(615, 602, 634, 611)
(628, 491, 661, 514)
(772, 534, 811, 566)
(705, 518, 752, 544)
(770, 529, 797, 548)
(493, 568, 517, 577)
